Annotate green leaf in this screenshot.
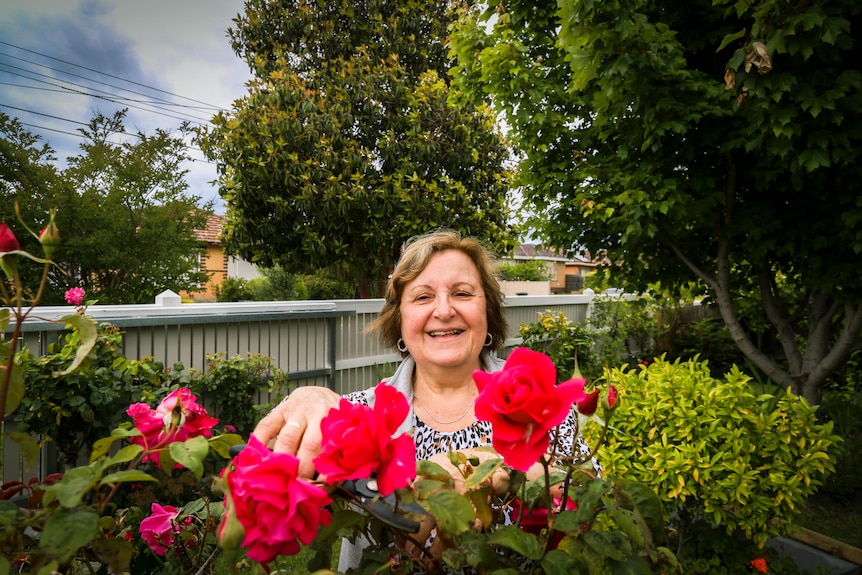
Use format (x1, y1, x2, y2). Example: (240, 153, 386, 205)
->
(39, 507, 99, 563)
(105, 444, 144, 466)
(208, 433, 245, 459)
(486, 524, 544, 560)
(2, 362, 25, 416)
(44, 465, 100, 508)
(417, 460, 455, 482)
(426, 490, 475, 537)
(541, 549, 582, 575)
(91, 537, 135, 575)
(53, 314, 98, 376)
(99, 469, 159, 486)
(5, 431, 40, 469)
(90, 428, 141, 462)
(169, 436, 210, 479)
(463, 457, 504, 489)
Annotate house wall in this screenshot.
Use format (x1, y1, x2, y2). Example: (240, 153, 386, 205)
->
(183, 245, 227, 302)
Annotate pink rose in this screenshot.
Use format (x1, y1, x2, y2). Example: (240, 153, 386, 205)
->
(140, 502, 180, 556)
(474, 347, 589, 471)
(64, 287, 86, 306)
(314, 383, 416, 496)
(223, 435, 332, 563)
(127, 389, 219, 464)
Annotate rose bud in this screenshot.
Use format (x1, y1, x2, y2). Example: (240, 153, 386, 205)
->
(0, 222, 21, 279)
(38, 211, 61, 259)
(576, 389, 600, 416)
(602, 385, 619, 412)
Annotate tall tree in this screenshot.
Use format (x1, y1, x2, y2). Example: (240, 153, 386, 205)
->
(450, 0, 862, 405)
(199, 0, 516, 298)
(1, 110, 210, 304)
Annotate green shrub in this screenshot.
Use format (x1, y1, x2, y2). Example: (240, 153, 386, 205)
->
(589, 295, 657, 370)
(215, 276, 255, 302)
(252, 265, 308, 301)
(519, 310, 598, 381)
(188, 352, 292, 438)
(14, 323, 186, 466)
(593, 357, 842, 553)
(664, 318, 748, 378)
(304, 269, 356, 300)
(497, 259, 549, 281)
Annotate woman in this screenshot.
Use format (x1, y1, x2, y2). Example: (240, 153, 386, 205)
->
(252, 229, 589, 568)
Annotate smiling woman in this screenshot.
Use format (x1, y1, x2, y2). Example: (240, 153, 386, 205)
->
(245, 229, 598, 572)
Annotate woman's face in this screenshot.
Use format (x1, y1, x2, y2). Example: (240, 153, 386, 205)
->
(399, 249, 488, 373)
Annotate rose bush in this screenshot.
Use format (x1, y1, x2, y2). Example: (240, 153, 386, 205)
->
(217, 347, 680, 575)
(0, 210, 244, 574)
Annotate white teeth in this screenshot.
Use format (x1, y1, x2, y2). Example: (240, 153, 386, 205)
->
(429, 330, 463, 337)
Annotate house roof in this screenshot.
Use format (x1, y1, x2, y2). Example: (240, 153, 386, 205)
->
(513, 243, 594, 265)
(195, 214, 224, 244)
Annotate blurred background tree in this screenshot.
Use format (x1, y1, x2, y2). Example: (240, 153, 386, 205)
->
(1, 110, 210, 304)
(450, 0, 862, 406)
(199, 0, 517, 298)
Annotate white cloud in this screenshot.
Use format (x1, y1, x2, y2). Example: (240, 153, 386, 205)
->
(0, 0, 252, 212)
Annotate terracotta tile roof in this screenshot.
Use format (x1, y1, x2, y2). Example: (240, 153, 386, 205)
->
(195, 214, 223, 244)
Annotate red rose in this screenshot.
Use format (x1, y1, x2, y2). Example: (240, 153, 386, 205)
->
(314, 382, 416, 496)
(511, 496, 576, 548)
(223, 435, 332, 563)
(474, 347, 588, 471)
(0, 223, 20, 253)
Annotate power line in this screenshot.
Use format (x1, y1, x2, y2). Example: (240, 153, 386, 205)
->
(0, 62, 213, 126)
(0, 49, 222, 114)
(0, 40, 229, 111)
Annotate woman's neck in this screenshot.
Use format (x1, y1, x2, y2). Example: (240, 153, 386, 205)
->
(412, 359, 482, 398)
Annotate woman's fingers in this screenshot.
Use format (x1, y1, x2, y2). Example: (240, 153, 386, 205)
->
(250, 386, 341, 479)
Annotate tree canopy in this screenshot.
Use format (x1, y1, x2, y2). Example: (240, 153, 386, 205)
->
(199, 0, 517, 298)
(1, 110, 210, 304)
(450, 0, 862, 404)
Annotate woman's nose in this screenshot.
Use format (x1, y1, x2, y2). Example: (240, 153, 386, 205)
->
(433, 294, 454, 318)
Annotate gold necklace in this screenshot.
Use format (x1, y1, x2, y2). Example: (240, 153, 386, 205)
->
(413, 394, 474, 425)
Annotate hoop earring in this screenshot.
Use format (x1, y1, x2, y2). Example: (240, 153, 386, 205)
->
(397, 338, 408, 353)
(484, 333, 494, 347)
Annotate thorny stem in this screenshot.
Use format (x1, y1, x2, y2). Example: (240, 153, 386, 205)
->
(193, 547, 221, 575)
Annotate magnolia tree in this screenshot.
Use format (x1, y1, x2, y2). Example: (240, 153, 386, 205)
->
(199, 0, 517, 298)
(449, 0, 862, 406)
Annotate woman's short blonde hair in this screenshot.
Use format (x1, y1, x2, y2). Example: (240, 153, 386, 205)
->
(368, 229, 507, 353)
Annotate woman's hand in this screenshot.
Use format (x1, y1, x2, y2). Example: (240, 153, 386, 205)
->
(251, 386, 341, 479)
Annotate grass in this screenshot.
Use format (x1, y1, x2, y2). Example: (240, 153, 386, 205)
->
(796, 494, 862, 550)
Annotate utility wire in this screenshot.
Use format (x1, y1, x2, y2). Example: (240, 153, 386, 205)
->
(0, 40, 229, 111)
(0, 50, 220, 113)
(0, 62, 212, 126)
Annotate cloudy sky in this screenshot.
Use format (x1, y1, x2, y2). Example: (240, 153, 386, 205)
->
(0, 0, 253, 212)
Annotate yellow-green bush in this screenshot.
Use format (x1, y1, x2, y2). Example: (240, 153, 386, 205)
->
(593, 357, 842, 548)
